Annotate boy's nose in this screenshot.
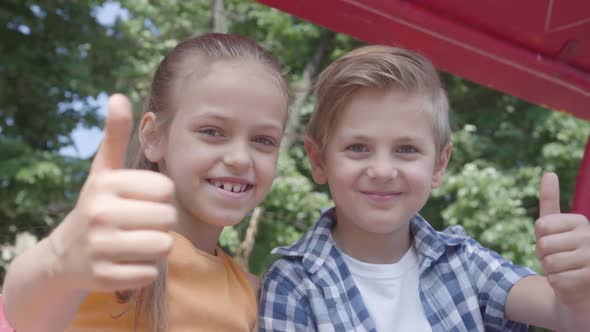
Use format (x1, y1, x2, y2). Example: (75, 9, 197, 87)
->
(366, 159, 398, 181)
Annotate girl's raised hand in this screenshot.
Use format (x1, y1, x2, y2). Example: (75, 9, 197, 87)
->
(48, 94, 177, 292)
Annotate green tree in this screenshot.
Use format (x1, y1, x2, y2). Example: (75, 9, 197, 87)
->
(0, 1, 133, 277)
(423, 77, 590, 272)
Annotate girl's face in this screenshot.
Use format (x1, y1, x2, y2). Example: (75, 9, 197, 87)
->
(146, 59, 288, 228)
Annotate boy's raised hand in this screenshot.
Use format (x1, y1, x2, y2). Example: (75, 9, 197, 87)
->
(535, 172, 590, 319)
(48, 94, 177, 292)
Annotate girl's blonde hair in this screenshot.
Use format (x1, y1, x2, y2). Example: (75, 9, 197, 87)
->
(121, 33, 291, 332)
(306, 45, 451, 154)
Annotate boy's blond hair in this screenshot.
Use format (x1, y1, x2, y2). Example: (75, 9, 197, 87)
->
(306, 45, 451, 153)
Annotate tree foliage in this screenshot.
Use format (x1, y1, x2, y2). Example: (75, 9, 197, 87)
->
(0, 1, 132, 275)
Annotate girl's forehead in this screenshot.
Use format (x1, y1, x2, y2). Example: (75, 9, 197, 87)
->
(172, 64, 288, 128)
(179, 60, 285, 98)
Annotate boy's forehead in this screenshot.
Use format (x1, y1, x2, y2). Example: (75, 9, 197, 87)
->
(335, 88, 424, 123)
(345, 87, 421, 108)
(325, 87, 438, 141)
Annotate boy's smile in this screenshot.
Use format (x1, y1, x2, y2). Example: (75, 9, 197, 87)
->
(359, 190, 402, 206)
(307, 86, 451, 262)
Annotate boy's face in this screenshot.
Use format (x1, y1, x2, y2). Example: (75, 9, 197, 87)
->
(307, 87, 450, 237)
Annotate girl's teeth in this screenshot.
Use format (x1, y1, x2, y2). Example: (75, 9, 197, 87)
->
(212, 181, 247, 193)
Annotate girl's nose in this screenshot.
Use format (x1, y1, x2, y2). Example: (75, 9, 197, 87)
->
(223, 141, 253, 173)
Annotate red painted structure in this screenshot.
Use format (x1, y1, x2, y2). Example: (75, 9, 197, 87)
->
(258, 0, 590, 216)
(574, 138, 590, 216)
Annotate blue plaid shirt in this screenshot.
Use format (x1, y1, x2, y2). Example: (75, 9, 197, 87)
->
(259, 208, 536, 331)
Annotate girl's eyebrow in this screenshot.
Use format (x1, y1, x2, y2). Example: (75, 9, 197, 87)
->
(190, 111, 284, 132)
(189, 110, 231, 122)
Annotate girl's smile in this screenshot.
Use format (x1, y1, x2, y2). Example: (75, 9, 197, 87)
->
(206, 177, 253, 198)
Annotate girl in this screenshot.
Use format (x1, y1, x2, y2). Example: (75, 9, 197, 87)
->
(3, 33, 291, 332)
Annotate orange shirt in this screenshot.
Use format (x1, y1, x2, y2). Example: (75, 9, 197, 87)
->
(67, 232, 257, 331)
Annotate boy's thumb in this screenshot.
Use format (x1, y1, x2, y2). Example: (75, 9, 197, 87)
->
(90, 94, 133, 174)
(539, 172, 561, 218)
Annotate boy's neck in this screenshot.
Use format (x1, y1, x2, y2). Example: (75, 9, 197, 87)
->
(331, 213, 413, 265)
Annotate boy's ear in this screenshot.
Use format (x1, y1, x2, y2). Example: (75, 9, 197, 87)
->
(304, 136, 328, 185)
(139, 112, 166, 163)
(432, 143, 452, 188)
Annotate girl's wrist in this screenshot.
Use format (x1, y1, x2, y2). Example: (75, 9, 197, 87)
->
(44, 216, 76, 290)
(42, 234, 69, 285)
(42, 234, 90, 301)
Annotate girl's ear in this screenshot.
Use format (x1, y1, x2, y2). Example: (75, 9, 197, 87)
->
(432, 143, 452, 188)
(139, 112, 166, 163)
(304, 136, 328, 185)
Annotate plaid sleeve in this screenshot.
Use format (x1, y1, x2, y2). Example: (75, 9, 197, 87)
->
(465, 238, 537, 331)
(258, 259, 316, 332)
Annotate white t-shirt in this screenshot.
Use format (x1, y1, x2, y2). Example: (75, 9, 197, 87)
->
(341, 244, 432, 331)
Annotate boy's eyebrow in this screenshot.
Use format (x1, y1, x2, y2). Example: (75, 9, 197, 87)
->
(393, 135, 424, 144)
(255, 122, 285, 133)
(339, 131, 425, 143)
(340, 133, 372, 141)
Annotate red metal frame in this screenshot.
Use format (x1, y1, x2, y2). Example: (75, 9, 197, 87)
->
(573, 137, 590, 216)
(258, 0, 589, 217)
(258, 0, 590, 121)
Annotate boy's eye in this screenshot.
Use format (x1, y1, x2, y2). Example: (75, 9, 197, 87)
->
(398, 145, 418, 153)
(346, 144, 369, 152)
(199, 128, 224, 137)
(253, 136, 277, 146)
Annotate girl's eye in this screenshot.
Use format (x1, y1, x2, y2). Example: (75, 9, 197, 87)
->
(398, 145, 418, 153)
(199, 128, 223, 137)
(346, 144, 369, 152)
(253, 136, 277, 146)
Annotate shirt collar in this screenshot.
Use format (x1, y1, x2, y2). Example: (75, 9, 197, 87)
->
(272, 207, 468, 273)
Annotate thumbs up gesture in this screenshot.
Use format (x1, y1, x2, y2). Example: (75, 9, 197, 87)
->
(47, 94, 177, 292)
(535, 172, 590, 315)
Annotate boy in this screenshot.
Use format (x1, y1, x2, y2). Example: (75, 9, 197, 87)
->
(259, 46, 590, 331)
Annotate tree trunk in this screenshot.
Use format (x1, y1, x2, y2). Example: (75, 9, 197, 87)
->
(282, 29, 336, 150)
(212, 0, 228, 33)
(233, 30, 336, 270)
(234, 207, 263, 269)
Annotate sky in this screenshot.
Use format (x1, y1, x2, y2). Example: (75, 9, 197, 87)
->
(59, 2, 129, 158)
